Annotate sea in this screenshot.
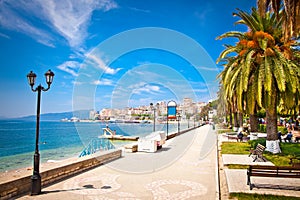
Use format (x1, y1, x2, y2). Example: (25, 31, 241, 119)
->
(0, 120, 187, 172)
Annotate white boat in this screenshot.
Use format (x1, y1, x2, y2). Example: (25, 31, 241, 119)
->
(100, 127, 139, 141)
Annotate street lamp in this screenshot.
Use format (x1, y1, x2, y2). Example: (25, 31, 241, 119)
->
(176, 112, 181, 134)
(150, 103, 159, 132)
(167, 100, 177, 139)
(27, 69, 54, 195)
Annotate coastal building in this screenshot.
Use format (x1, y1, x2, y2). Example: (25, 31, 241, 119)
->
(93, 98, 209, 122)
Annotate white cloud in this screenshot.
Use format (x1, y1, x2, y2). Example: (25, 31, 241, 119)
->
(87, 54, 122, 75)
(197, 65, 219, 71)
(0, 32, 10, 39)
(57, 61, 80, 77)
(128, 7, 150, 13)
(92, 79, 114, 86)
(40, 0, 118, 48)
(132, 84, 161, 95)
(0, 0, 118, 48)
(0, 2, 55, 47)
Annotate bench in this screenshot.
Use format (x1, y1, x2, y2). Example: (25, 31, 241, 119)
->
(249, 143, 266, 162)
(247, 165, 300, 190)
(223, 133, 250, 142)
(124, 143, 138, 153)
(290, 157, 300, 167)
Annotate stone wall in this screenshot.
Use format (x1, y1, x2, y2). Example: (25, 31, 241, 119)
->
(0, 149, 121, 200)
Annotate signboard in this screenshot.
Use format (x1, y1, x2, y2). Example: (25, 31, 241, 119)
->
(167, 101, 177, 119)
(167, 106, 176, 119)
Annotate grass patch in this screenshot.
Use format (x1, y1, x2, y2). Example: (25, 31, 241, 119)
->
(227, 164, 249, 169)
(217, 129, 233, 134)
(221, 140, 300, 166)
(221, 142, 251, 155)
(265, 143, 300, 166)
(230, 193, 300, 200)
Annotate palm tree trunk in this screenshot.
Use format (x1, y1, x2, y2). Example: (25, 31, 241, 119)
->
(233, 112, 238, 131)
(229, 111, 233, 128)
(266, 98, 277, 140)
(238, 112, 243, 129)
(265, 87, 281, 154)
(250, 114, 258, 132)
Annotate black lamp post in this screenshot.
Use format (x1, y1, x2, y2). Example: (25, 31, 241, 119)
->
(27, 70, 54, 195)
(150, 103, 159, 132)
(176, 112, 181, 134)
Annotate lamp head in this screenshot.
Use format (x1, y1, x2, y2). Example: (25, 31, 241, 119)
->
(44, 69, 55, 86)
(150, 103, 153, 109)
(27, 71, 37, 87)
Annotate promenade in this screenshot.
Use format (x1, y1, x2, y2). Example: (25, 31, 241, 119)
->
(17, 125, 218, 200)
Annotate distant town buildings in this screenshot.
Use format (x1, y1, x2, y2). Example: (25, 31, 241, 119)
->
(89, 98, 210, 121)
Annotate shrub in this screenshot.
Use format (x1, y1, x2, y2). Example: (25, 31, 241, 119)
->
(258, 124, 266, 133)
(257, 124, 287, 134)
(278, 126, 288, 134)
(248, 138, 266, 148)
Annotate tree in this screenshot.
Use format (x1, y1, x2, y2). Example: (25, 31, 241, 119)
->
(257, 0, 300, 41)
(217, 8, 300, 153)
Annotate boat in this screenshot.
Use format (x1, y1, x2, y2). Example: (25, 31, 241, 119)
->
(100, 127, 139, 141)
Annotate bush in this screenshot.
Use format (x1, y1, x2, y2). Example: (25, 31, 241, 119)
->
(248, 138, 266, 148)
(278, 126, 288, 134)
(258, 124, 266, 133)
(258, 124, 287, 134)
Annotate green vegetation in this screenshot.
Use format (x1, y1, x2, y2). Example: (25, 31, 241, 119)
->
(230, 193, 300, 200)
(221, 140, 300, 166)
(248, 138, 266, 148)
(216, 3, 300, 144)
(217, 129, 232, 134)
(257, 124, 288, 134)
(226, 164, 248, 169)
(221, 142, 251, 155)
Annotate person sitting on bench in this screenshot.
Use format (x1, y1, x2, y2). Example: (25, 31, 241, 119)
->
(238, 131, 244, 142)
(284, 131, 293, 142)
(277, 131, 282, 142)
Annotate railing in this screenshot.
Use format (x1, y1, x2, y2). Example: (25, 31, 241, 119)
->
(79, 138, 115, 157)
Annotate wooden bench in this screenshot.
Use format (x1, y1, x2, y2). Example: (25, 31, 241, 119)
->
(247, 165, 300, 190)
(124, 143, 138, 153)
(290, 157, 300, 167)
(227, 135, 238, 141)
(249, 143, 266, 162)
(223, 134, 250, 142)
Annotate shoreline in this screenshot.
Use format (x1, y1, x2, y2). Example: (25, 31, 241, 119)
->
(0, 153, 87, 184)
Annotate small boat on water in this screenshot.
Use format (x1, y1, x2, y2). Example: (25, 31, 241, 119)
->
(100, 127, 139, 141)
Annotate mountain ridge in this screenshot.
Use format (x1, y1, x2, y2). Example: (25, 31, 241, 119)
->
(13, 110, 91, 121)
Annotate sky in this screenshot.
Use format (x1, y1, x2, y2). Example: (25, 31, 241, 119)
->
(0, 0, 256, 118)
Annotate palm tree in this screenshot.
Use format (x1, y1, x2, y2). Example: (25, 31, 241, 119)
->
(216, 86, 228, 125)
(218, 57, 244, 131)
(257, 0, 300, 41)
(217, 8, 300, 153)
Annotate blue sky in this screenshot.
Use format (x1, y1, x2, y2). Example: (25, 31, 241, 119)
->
(0, 0, 256, 118)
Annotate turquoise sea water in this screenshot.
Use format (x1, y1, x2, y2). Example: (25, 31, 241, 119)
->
(0, 120, 185, 172)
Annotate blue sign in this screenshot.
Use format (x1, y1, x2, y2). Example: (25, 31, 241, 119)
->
(168, 106, 176, 116)
(167, 100, 177, 119)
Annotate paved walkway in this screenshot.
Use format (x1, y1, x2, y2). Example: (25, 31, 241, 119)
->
(18, 125, 218, 200)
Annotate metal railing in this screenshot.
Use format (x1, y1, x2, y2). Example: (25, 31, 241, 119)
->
(79, 138, 115, 157)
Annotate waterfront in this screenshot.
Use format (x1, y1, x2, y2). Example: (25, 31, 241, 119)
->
(0, 120, 186, 172)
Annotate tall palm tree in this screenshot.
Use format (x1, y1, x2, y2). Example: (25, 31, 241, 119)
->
(218, 57, 244, 130)
(217, 8, 300, 153)
(257, 0, 300, 41)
